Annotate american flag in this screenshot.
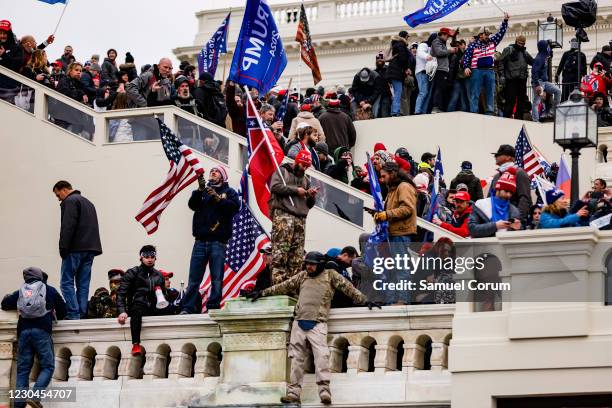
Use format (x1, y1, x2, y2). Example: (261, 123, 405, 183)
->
(296, 4, 322, 85)
(199, 203, 270, 311)
(515, 125, 545, 182)
(275, 92, 289, 122)
(135, 118, 204, 234)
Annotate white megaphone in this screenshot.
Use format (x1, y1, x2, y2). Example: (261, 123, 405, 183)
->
(155, 286, 169, 309)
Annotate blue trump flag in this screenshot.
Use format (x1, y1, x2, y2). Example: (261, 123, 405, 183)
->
(229, 0, 287, 95)
(198, 12, 231, 78)
(404, 0, 469, 28)
(38, 0, 67, 3)
(364, 152, 389, 266)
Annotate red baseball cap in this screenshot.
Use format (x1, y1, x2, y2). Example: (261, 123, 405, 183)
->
(454, 191, 471, 202)
(0, 20, 12, 32)
(294, 150, 312, 167)
(439, 28, 456, 36)
(159, 269, 174, 279)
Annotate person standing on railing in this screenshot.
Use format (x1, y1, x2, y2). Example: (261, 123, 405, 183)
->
(52, 180, 102, 320)
(181, 167, 240, 314)
(126, 58, 173, 108)
(463, 13, 509, 115)
(430, 28, 458, 114)
(499, 35, 533, 119)
(269, 151, 318, 284)
(556, 38, 587, 102)
(374, 52, 392, 118)
(531, 40, 561, 122)
(1, 267, 66, 408)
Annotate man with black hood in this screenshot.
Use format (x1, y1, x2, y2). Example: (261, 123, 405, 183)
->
(450, 161, 484, 201)
(386, 30, 413, 116)
(126, 57, 173, 107)
(499, 35, 533, 118)
(193, 71, 228, 127)
(590, 44, 612, 72)
(182, 167, 240, 314)
(117, 245, 166, 356)
(247, 251, 379, 405)
(2, 267, 66, 408)
(556, 38, 587, 102)
(325, 146, 354, 184)
(531, 40, 561, 122)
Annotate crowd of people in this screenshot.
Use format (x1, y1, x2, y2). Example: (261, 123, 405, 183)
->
(3, 16, 612, 407)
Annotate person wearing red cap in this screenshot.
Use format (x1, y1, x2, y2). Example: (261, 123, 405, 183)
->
(430, 28, 458, 113)
(269, 150, 319, 284)
(433, 191, 473, 237)
(159, 269, 182, 315)
(287, 123, 320, 170)
(319, 97, 356, 154)
(469, 169, 522, 238)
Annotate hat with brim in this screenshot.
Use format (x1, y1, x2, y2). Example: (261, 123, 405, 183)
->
(439, 28, 456, 37)
(492, 144, 516, 157)
(107, 269, 125, 281)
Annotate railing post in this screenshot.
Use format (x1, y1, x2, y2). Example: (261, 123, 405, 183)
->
(193, 351, 220, 379)
(346, 345, 368, 374)
(92, 354, 119, 381)
(402, 343, 425, 373)
(53, 355, 71, 381)
(142, 352, 168, 379)
(167, 351, 193, 379)
(317, 0, 337, 22)
(374, 344, 397, 372)
(117, 354, 143, 380)
(430, 342, 448, 371)
(328, 345, 345, 373)
(68, 355, 93, 381)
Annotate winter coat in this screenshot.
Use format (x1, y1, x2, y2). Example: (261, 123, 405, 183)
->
(173, 95, 200, 117)
(193, 80, 226, 126)
(375, 65, 392, 96)
(225, 82, 247, 136)
(416, 42, 431, 74)
(351, 68, 384, 104)
(269, 163, 315, 218)
(556, 49, 587, 82)
(101, 58, 118, 85)
(59, 191, 102, 258)
(450, 170, 484, 201)
(439, 205, 473, 237)
(80, 70, 97, 103)
(499, 43, 533, 80)
(288, 111, 326, 142)
(283, 102, 300, 136)
(468, 197, 521, 238)
(489, 166, 532, 222)
(188, 182, 240, 243)
(386, 36, 412, 81)
(57, 76, 86, 102)
(126, 65, 172, 108)
(325, 147, 352, 184)
(590, 51, 612, 72)
(0, 30, 22, 72)
(463, 19, 508, 69)
(430, 36, 451, 72)
(539, 210, 588, 229)
(449, 49, 466, 81)
(384, 180, 417, 236)
(318, 108, 356, 153)
(1, 281, 66, 335)
(116, 265, 165, 314)
(531, 40, 551, 86)
(22, 66, 53, 88)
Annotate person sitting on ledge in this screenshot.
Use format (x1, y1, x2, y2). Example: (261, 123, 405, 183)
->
(116, 245, 167, 356)
(247, 251, 380, 406)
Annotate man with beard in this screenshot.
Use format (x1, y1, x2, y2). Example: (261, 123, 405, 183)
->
(260, 103, 284, 142)
(181, 167, 240, 314)
(116, 246, 166, 356)
(287, 123, 320, 170)
(327, 246, 360, 308)
(269, 151, 319, 284)
(173, 75, 200, 117)
(247, 251, 379, 405)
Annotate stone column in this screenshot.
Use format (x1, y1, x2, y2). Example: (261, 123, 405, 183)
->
(193, 351, 219, 379)
(430, 342, 448, 372)
(93, 354, 119, 381)
(118, 355, 143, 380)
(346, 345, 368, 374)
(142, 352, 168, 380)
(374, 344, 398, 373)
(167, 351, 193, 379)
(68, 355, 93, 381)
(328, 345, 345, 373)
(209, 296, 297, 405)
(53, 355, 71, 381)
(402, 343, 425, 373)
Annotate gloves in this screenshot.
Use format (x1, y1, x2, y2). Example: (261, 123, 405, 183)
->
(197, 175, 206, 191)
(206, 187, 221, 201)
(365, 301, 382, 310)
(246, 290, 263, 302)
(373, 211, 387, 222)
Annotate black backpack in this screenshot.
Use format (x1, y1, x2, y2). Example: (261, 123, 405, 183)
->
(208, 92, 228, 127)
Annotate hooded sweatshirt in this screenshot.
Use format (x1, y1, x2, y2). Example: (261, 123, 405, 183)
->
(531, 40, 551, 86)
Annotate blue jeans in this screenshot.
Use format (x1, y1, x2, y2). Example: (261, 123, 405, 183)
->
(414, 72, 432, 114)
(385, 235, 412, 305)
(532, 81, 561, 121)
(60, 251, 95, 319)
(15, 328, 55, 408)
(183, 240, 226, 313)
(447, 78, 469, 112)
(468, 69, 496, 115)
(391, 79, 404, 115)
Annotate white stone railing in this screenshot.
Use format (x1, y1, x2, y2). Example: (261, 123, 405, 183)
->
(335, 0, 406, 19)
(273, 2, 319, 25)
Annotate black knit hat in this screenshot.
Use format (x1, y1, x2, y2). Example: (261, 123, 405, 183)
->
(125, 52, 134, 64)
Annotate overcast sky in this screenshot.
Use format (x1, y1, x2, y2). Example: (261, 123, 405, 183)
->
(4, 0, 292, 69)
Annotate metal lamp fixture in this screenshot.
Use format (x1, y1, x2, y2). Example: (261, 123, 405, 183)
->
(538, 14, 564, 49)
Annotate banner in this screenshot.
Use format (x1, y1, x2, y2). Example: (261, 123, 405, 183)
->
(198, 12, 231, 77)
(404, 0, 469, 28)
(229, 0, 287, 94)
(296, 4, 322, 85)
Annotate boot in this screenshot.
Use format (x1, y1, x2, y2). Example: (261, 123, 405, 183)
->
(280, 394, 301, 404)
(320, 389, 332, 405)
(131, 343, 143, 356)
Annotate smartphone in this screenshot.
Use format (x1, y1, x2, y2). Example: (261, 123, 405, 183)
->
(363, 206, 376, 214)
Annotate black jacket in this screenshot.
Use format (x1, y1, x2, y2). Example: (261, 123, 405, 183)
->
(375, 65, 392, 96)
(101, 58, 119, 86)
(116, 264, 165, 314)
(188, 183, 240, 243)
(80, 70, 97, 104)
(57, 76, 86, 102)
(499, 43, 534, 81)
(386, 36, 413, 81)
(556, 49, 587, 82)
(2, 280, 66, 335)
(327, 257, 357, 308)
(450, 170, 484, 201)
(351, 68, 384, 105)
(193, 80, 226, 126)
(590, 52, 612, 72)
(59, 191, 102, 258)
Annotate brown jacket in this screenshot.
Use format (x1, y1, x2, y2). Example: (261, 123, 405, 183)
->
(384, 181, 417, 236)
(268, 163, 316, 218)
(288, 111, 326, 142)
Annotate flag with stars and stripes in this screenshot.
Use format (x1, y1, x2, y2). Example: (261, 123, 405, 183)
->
(199, 203, 270, 311)
(296, 4, 322, 85)
(514, 125, 546, 187)
(135, 118, 204, 234)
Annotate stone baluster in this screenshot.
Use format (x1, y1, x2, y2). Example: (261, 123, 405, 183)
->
(68, 355, 93, 381)
(92, 354, 119, 381)
(117, 355, 143, 380)
(328, 345, 345, 373)
(142, 352, 168, 380)
(374, 344, 398, 373)
(430, 342, 449, 372)
(194, 351, 219, 379)
(0, 342, 14, 389)
(402, 343, 425, 373)
(167, 351, 193, 379)
(52, 355, 71, 381)
(346, 345, 368, 374)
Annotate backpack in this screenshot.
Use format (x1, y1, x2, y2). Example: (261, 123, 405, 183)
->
(208, 92, 228, 126)
(17, 281, 48, 319)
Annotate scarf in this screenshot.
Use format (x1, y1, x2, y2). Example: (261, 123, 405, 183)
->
(491, 195, 510, 222)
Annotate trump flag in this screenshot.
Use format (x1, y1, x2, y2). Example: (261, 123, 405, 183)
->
(229, 0, 287, 94)
(197, 12, 231, 77)
(404, 0, 469, 28)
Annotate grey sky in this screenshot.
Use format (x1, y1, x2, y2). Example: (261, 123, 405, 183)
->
(4, 0, 290, 69)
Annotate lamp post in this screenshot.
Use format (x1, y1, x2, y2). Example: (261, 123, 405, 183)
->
(538, 14, 564, 80)
(554, 90, 598, 203)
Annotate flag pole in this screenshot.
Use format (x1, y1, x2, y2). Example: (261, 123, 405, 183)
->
(52, 0, 70, 36)
(297, 44, 302, 106)
(244, 85, 295, 206)
(489, 0, 506, 14)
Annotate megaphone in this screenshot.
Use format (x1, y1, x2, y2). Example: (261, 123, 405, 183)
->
(155, 286, 169, 309)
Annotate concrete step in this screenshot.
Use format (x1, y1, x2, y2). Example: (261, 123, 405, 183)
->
(190, 403, 450, 408)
